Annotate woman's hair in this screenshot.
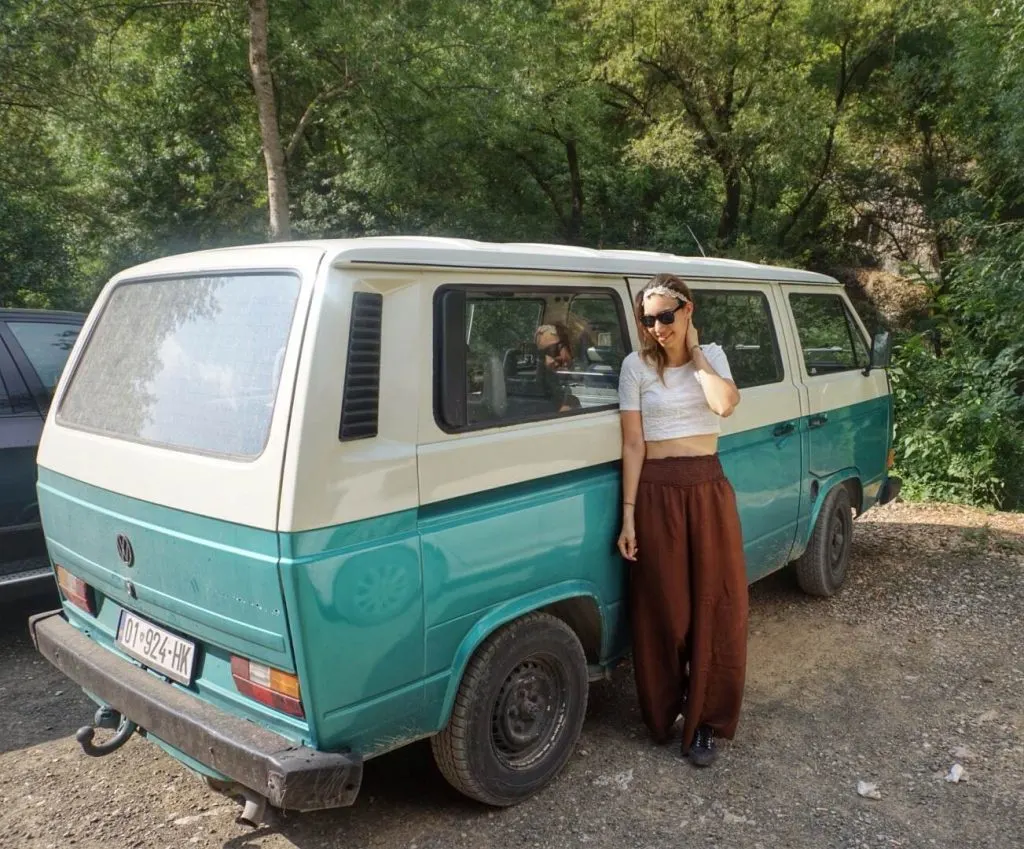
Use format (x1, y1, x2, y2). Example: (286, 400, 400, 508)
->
(634, 273, 695, 382)
(534, 322, 573, 353)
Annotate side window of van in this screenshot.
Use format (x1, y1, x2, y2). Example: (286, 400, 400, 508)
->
(789, 293, 869, 375)
(436, 287, 630, 430)
(691, 290, 784, 389)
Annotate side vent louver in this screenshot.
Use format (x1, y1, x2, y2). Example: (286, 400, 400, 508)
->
(339, 292, 383, 441)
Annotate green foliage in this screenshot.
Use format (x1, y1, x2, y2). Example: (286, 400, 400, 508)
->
(893, 334, 1024, 508)
(892, 222, 1024, 509)
(1, 0, 1023, 509)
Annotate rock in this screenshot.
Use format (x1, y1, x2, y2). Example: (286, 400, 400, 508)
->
(593, 769, 634, 791)
(945, 764, 965, 783)
(857, 781, 882, 800)
(723, 811, 752, 824)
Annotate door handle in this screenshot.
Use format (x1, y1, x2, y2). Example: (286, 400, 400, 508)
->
(772, 422, 796, 437)
(808, 413, 829, 428)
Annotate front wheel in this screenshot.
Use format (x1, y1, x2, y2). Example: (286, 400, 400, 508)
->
(431, 612, 588, 807)
(794, 484, 854, 597)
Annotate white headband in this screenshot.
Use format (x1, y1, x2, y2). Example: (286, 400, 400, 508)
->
(643, 284, 689, 304)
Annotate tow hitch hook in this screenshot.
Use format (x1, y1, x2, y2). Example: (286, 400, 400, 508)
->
(76, 706, 138, 757)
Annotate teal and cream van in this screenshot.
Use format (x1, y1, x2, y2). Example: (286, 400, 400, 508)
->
(31, 237, 900, 818)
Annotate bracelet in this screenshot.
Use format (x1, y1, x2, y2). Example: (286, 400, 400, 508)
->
(623, 501, 635, 506)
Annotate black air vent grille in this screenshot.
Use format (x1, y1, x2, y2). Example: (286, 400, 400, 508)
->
(339, 292, 383, 440)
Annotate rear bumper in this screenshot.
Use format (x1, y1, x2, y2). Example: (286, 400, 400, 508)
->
(30, 609, 362, 811)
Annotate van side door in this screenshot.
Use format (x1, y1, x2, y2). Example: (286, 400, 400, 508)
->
(689, 282, 808, 581)
(417, 274, 635, 676)
(780, 284, 890, 511)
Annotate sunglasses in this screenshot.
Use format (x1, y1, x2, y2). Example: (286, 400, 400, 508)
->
(538, 342, 564, 358)
(640, 303, 686, 328)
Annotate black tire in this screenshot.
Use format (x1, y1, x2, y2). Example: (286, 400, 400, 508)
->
(794, 484, 854, 597)
(430, 611, 589, 807)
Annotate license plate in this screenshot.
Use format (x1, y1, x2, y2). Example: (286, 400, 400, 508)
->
(116, 610, 196, 685)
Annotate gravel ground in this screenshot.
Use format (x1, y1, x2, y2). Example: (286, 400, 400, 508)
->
(1, 500, 1021, 849)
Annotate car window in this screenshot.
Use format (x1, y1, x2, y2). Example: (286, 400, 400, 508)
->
(58, 274, 300, 459)
(7, 321, 81, 393)
(439, 287, 630, 430)
(0, 370, 12, 416)
(691, 290, 784, 388)
(789, 293, 869, 375)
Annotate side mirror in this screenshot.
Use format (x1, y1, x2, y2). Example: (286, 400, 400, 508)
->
(865, 330, 893, 374)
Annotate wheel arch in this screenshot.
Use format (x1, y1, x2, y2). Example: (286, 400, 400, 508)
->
(807, 469, 862, 536)
(433, 581, 605, 731)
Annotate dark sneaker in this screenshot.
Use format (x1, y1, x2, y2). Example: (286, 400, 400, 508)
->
(686, 725, 717, 767)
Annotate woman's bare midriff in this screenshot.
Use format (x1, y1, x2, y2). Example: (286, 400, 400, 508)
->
(645, 433, 718, 459)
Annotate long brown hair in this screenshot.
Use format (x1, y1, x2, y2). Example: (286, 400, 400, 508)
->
(634, 273, 695, 382)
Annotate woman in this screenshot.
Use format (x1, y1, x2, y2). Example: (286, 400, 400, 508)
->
(616, 273, 748, 767)
(534, 323, 580, 413)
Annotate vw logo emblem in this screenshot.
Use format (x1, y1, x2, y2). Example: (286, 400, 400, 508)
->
(116, 534, 135, 567)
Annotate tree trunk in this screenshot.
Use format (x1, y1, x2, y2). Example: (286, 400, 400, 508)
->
(248, 0, 290, 241)
(717, 164, 741, 244)
(565, 138, 584, 245)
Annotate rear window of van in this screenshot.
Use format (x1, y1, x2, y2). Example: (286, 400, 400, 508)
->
(58, 273, 300, 459)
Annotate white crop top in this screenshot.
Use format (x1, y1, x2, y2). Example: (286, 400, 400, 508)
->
(617, 344, 733, 441)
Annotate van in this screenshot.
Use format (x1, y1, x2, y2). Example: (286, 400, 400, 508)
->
(30, 237, 900, 818)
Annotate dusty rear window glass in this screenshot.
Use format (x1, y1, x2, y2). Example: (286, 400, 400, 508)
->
(58, 273, 300, 458)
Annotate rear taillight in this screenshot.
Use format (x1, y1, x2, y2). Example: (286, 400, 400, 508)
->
(230, 656, 304, 717)
(887, 448, 895, 469)
(55, 565, 96, 615)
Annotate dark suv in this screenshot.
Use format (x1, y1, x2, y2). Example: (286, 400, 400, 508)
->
(1, 309, 85, 599)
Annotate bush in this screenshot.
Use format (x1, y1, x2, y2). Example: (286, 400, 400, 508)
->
(891, 222, 1024, 510)
(892, 335, 1024, 508)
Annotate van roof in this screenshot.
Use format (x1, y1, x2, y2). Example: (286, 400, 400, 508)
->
(120, 236, 838, 285)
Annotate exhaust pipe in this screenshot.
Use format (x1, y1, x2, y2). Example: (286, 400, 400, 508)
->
(237, 789, 268, 827)
(204, 778, 274, 828)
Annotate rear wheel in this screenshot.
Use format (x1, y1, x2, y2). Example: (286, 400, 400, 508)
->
(794, 484, 853, 597)
(431, 612, 588, 807)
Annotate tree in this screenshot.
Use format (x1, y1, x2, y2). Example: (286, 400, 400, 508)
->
(581, 0, 804, 245)
(248, 0, 290, 240)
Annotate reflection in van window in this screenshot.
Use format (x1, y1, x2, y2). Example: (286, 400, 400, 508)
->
(7, 322, 81, 392)
(58, 274, 300, 458)
(789, 293, 869, 375)
(453, 289, 628, 428)
(691, 291, 783, 389)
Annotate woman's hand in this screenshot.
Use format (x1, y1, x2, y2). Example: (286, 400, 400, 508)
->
(617, 517, 639, 561)
(685, 315, 700, 353)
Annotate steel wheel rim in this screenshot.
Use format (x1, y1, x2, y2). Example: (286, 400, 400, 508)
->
(829, 504, 851, 577)
(490, 654, 569, 771)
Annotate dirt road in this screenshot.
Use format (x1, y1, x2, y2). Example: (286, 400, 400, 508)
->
(1, 501, 1021, 849)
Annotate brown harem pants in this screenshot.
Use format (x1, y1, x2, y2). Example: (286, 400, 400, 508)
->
(630, 454, 749, 751)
